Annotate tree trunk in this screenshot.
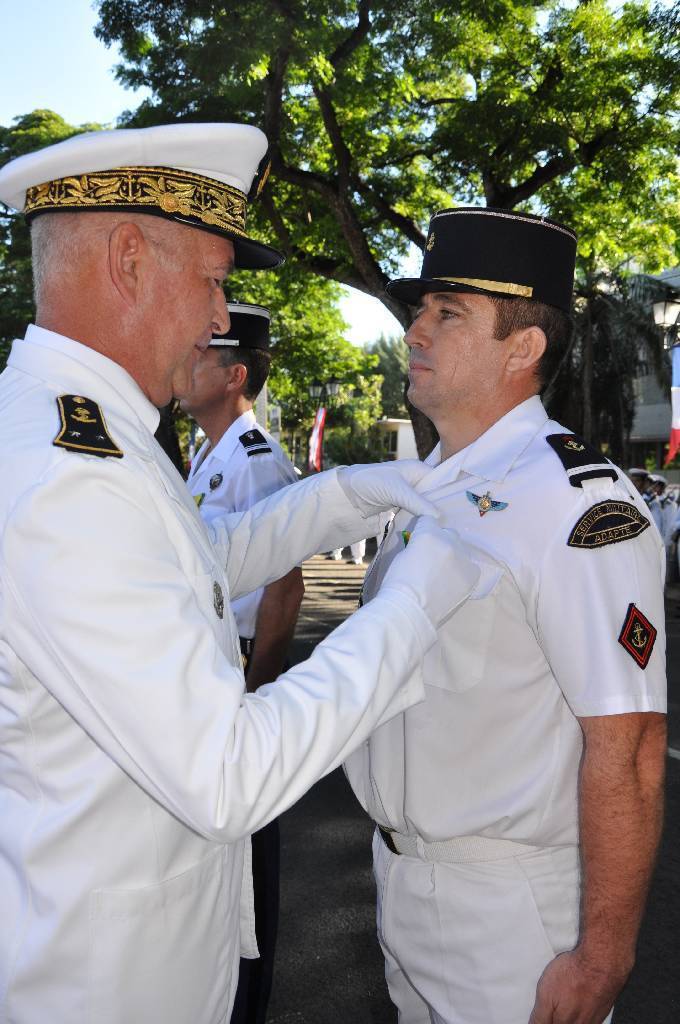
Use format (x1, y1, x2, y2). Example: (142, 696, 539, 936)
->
(582, 294, 594, 444)
(391, 298, 438, 459)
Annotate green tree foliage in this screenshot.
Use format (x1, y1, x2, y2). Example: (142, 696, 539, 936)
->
(367, 333, 408, 419)
(0, 111, 102, 364)
(95, 0, 680, 452)
(546, 272, 669, 466)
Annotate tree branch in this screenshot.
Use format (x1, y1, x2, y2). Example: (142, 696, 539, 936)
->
(330, 0, 372, 69)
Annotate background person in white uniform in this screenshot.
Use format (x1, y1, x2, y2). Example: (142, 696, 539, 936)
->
(181, 301, 303, 1024)
(344, 207, 667, 1024)
(0, 125, 486, 1024)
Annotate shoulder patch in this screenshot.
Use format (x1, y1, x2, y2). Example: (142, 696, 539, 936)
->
(53, 395, 123, 459)
(239, 428, 272, 457)
(545, 433, 617, 488)
(618, 603, 657, 669)
(567, 500, 650, 549)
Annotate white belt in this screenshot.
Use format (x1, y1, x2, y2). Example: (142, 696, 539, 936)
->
(378, 826, 546, 863)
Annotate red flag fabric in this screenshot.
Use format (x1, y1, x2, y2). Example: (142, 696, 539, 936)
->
(664, 347, 680, 466)
(308, 406, 327, 473)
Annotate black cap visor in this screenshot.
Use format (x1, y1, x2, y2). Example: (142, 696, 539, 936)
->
(386, 276, 513, 306)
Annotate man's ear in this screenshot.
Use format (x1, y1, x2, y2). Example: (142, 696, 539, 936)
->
(224, 361, 248, 392)
(108, 221, 146, 306)
(505, 325, 547, 376)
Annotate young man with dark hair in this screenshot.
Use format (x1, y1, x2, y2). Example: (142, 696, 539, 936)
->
(345, 207, 666, 1024)
(180, 302, 301, 1024)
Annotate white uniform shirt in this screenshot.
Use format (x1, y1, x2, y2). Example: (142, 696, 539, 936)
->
(0, 326, 439, 1024)
(187, 409, 298, 638)
(345, 397, 666, 849)
(658, 493, 677, 546)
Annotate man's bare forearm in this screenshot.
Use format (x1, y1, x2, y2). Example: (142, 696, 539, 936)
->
(577, 711, 666, 968)
(245, 567, 305, 692)
(529, 711, 666, 1023)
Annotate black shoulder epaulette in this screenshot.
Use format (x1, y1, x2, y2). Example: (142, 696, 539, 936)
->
(545, 433, 617, 488)
(238, 428, 272, 457)
(53, 395, 123, 459)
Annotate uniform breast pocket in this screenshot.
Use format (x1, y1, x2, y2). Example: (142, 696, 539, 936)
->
(88, 846, 239, 1024)
(424, 564, 503, 694)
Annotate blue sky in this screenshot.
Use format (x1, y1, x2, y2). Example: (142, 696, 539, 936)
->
(0, 0, 402, 344)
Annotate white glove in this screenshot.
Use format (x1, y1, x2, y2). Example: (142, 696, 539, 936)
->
(380, 516, 481, 629)
(337, 460, 438, 520)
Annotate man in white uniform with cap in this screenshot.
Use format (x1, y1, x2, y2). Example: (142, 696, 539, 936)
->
(344, 207, 667, 1024)
(0, 124, 486, 1024)
(181, 301, 302, 1023)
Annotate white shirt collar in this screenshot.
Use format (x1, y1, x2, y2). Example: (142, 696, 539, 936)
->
(423, 395, 548, 487)
(8, 325, 161, 435)
(210, 408, 258, 464)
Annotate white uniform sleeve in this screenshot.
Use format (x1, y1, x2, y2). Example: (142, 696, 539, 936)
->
(3, 458, 432, 843)
(212, 468, 383, 599)
(231, 448, 297, 514)
(535, 478, 666, 717)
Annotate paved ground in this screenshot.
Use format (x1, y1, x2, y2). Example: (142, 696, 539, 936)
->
(267, 550, 680, 1024)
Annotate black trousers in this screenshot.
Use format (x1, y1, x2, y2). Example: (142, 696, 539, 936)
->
(229, 813, 280, 1023)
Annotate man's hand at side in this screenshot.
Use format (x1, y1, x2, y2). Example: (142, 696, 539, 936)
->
(528, 711, 666, 1024)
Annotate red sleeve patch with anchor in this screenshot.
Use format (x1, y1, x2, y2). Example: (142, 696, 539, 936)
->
(618, 604, 657, 669)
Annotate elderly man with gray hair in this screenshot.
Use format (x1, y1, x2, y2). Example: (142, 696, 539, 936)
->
(0, 124, 484, 1024)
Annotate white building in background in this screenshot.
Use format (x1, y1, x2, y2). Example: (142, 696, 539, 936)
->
(374, 417, 418, 461)
(629, 267, 680, 479)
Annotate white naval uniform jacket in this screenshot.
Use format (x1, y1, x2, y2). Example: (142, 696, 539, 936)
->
(187, 409, 298, 639)
(0, 326, 439, 1024)
(345, 396, 667, 849)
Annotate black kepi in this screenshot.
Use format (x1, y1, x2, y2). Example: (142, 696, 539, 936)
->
(386, 207, 577, 313)
(210, 302, 271, 350)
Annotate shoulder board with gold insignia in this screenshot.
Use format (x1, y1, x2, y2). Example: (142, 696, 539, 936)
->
(53, 395, 123, 459)
(545, 433, 617, 488)
(239, 428, 271, 457)
(567, 500, 650, 549)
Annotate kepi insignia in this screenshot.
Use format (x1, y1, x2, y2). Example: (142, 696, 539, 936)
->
(53, 395, 123, 458)
(466, 490, 508, 517)
(209, 473, 223, 490)
(567, 501, 650, 549)
(426, 232, 435, 251)
(618, 603, 656, 669)
(213, 581, 224, 619)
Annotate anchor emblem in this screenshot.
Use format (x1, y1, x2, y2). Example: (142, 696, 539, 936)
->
(565, 438, 585, 452)
(631, 622, 647, 649)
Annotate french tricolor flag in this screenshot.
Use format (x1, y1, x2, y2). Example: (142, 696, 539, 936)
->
(665, 346, 680, 466)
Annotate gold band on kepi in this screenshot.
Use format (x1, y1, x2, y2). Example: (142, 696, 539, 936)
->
(386, 207, 577, 313)
(24, 167, 248, 237)
(435, 277, 534, 299)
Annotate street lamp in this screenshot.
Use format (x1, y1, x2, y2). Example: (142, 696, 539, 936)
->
(308, 378, 341, 403)
(653, 298, 680, 348)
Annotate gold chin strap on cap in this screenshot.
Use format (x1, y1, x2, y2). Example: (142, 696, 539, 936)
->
(434, 276, 533, 298)
(24, 166, 248, 236)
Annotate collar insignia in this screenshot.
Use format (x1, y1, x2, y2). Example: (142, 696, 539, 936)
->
(466, 490, 508, 517)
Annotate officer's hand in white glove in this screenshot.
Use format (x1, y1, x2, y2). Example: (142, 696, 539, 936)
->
(337, 460, 438, 520)
(380, 516, 481, 629)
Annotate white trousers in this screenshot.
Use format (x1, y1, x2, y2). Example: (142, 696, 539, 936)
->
(372, 829, 614, 1024)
